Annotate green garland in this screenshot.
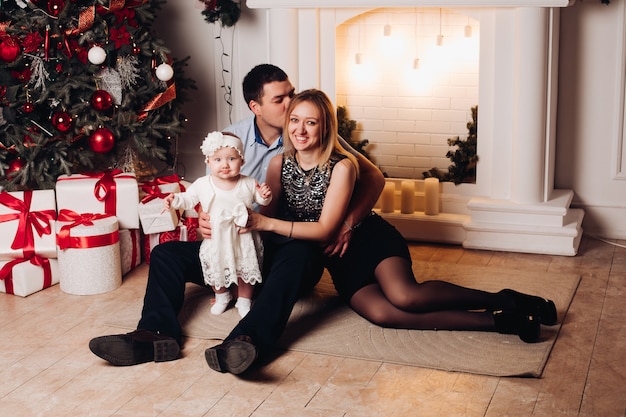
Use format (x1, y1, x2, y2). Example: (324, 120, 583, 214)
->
(201, 0, 240, 27)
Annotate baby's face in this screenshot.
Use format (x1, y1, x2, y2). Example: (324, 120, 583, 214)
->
(207, 146, 243, 180)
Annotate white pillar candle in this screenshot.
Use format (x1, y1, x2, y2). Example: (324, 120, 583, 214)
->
(424, 178, 440, 215)
(400, 180, 415, 214)
(380, 181, 396, 213)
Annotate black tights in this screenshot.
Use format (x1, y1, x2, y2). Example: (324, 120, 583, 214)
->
(349, 257, 514, 331)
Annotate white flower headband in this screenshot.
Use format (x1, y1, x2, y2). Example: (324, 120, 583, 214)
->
(200, 131, 245, 163)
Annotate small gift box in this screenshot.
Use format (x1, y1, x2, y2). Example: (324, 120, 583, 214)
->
(0, 190, 57, 260)
(119, 229, 142, 275)
(143, 220, 198, 264)
(56, 210, 122, 295)
(56, 170, 139, 229)
(0, 256, 60, 297)
(137, 182, 181, 235)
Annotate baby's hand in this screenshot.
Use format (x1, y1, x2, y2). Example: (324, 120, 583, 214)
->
(257, 182, 272, 199)
(160, 193, 175, 214)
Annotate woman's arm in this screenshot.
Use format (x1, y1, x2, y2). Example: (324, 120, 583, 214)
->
(251, 158, 356, 242)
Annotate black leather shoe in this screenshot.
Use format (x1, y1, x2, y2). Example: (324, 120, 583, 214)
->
(205, 335, 257, 375)
(499, 289, 558, 325)
(493, 309, 541, 343)
(89, 329, 180, 366)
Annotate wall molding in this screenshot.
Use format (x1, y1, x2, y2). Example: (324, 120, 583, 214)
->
(614, 0, 626, 180)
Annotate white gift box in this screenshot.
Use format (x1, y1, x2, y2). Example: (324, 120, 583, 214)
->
(119, 229, 142, 275)
(56, 211, 122, 295)
(138, 181, 181, 234)
(0, 256, 60, 297)
(0, 190, 57, 260)
(56, 171, 139, 229)
(138, 200, 179, 234)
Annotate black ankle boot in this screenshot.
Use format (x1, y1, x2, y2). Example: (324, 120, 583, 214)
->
(493, 310, 541, 343)
(499, 289, 558, 326)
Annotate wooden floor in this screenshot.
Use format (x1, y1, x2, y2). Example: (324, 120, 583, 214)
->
(1, 235, 624, 417)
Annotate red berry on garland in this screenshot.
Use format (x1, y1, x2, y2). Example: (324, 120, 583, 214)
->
(48, 0, 65, 17)
(89, 127, 115, 153)
(23, 102, 35, 113)
(51, 111, 73, 132)
(91, 90, 113, 112)
(0, 36, 21, 63)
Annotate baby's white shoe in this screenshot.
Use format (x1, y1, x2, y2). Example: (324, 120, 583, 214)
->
(235, 297, 252, 318)
(211, 292, 232, 315)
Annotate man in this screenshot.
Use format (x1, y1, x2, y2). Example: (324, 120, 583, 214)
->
(89, 64, 385, 374)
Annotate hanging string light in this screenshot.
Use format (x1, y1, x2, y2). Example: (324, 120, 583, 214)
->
(436, 8, 444, 46)
(413, 8, 420, 70)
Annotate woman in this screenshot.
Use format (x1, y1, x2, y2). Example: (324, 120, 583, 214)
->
(247, 89, 557, 343)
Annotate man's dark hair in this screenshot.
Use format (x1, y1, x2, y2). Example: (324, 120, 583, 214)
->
(242, 64, 289, 105)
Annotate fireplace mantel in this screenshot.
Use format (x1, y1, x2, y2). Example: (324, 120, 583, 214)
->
(247, 0, 575, 8)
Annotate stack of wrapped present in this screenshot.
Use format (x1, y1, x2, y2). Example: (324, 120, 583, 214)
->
(0, 190, 59, 297)
(55, 170, 139, 295)
(1, 171, 200, 297)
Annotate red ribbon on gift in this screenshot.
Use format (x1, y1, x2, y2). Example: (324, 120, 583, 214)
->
(140, 184, 169, 204)
(0, 255, 52, 296)
(56, 210, 120, 250)
(59, 170, 135, 217)
(129, 229, 140, 270)
(140, 174, 185, 204)
(0, 191, 57, 258)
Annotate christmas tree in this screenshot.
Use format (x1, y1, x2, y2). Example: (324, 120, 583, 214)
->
(0, 0, 195, 191)
(424, 105, 478, 185)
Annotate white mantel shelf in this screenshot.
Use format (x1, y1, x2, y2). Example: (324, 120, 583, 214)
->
(247, 0, 575, 8)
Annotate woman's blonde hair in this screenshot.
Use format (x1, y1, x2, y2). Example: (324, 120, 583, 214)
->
(283, 89, 359, 176)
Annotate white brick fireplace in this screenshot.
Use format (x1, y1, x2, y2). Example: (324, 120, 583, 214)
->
(247, 0, 583, 256)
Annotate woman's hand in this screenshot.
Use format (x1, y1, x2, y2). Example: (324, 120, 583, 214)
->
(241, 210, 266, 233)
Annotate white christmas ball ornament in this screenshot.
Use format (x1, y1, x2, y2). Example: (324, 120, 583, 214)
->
(88, 46, 107, 65)
(155, 63, 174, 81)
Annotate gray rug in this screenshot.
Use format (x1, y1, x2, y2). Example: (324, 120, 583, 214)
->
(107, 262, 580, 377)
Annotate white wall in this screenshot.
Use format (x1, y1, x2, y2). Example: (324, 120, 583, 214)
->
(556, 1, 626, 239)
(154, 2, 278, 181)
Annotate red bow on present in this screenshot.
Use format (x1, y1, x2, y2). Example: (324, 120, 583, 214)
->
(140, 174, 184, 203)
(140, 184, 169, 204)
(75, 170, 135, 217)
(56, 210, 119, 250)
(0, 255, 52, 296)
(0, 191, 57, 258)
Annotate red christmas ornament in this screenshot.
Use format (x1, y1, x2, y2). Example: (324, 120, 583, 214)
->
(89, 128, 115, 153)
(48, 0, 65, 17)
(0, 36, 21, 63)
(51, 111, 73, 132)
(90, 90, 113, 111)
(23, 102, 35, 113)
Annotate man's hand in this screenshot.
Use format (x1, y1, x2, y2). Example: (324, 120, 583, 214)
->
(323, 226, 352, 257)
(198, 210, 212, 239)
